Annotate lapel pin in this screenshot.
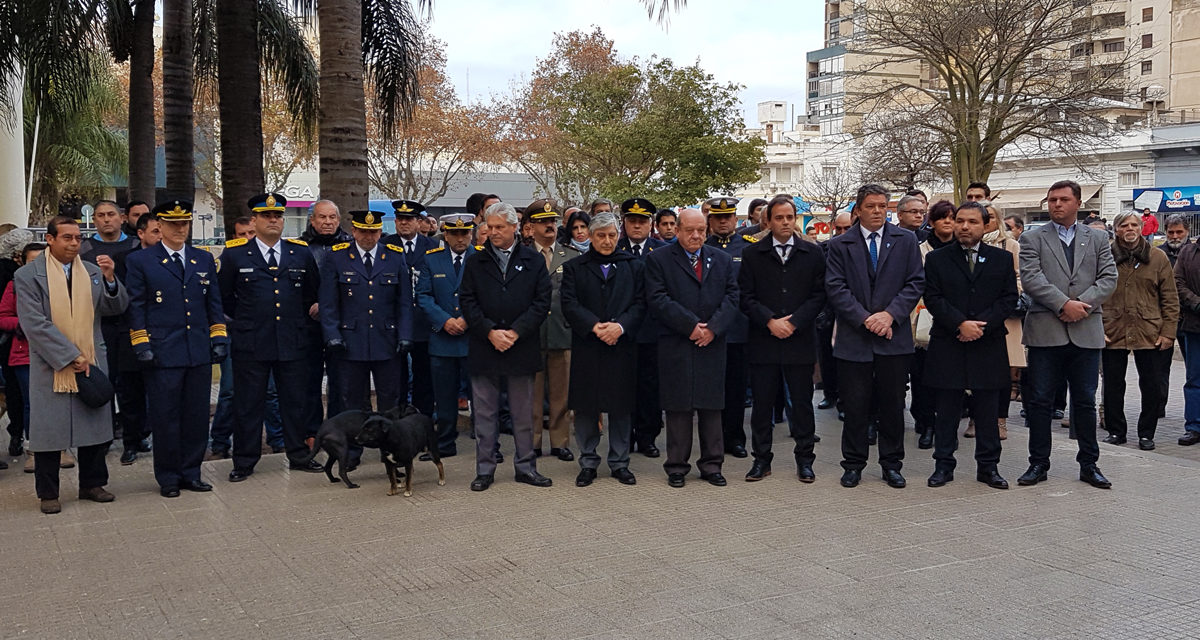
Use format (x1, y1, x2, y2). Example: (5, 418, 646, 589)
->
(515, 264, 524, 271)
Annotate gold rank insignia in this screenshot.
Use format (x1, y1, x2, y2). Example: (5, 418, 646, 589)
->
(225, 238, 248, 248)
(386, 244, 404, 253)
(286, 238, 308, 246)
(365, 212, 375, 225)
(426, 247, 444, 254)
(332, 243, 350, 251)
(742, 234, 758, 243)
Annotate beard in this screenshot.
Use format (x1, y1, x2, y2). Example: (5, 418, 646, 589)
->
(1168, 240, 1185, 251)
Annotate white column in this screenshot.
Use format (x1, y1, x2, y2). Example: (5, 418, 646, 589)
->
(0, 71, 27, 227)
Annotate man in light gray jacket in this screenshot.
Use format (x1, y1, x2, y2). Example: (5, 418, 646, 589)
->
(1018, 180, 1117, 489)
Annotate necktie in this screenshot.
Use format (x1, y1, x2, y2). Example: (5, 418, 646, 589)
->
(777, 244, 789, 261)
(690, 252, 702, 281)
(267, 247, 278, 268)
(453, 254, 462, 276)
(406, 240, 414, 255)
(172, 252, 184, 278)
(868, 232, 879, 270)
(541, 246, 552, 269)
(601, 264, 611, 279)
(64, 265, 72, 296)
(363, 252, 373, 271)
(967, 248, 976, 274)
(631, 244, 641, 258)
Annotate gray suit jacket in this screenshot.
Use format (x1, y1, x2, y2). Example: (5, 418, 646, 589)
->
(1018, 222, 1117, 349)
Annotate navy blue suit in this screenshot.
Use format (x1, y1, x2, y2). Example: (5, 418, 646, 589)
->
(416, 245, 474, 454)
(706, 233, 753, 452)
(318, 242, 413, 412)
(125, 243, 226, 490)
(385, 233, 438, 414)
(217, 237, 321, 470)
(618, 235, 667, 450)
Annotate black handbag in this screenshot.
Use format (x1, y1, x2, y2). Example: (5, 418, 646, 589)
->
(75, 367, 114, 408)
(1012, 293, 1031, 318)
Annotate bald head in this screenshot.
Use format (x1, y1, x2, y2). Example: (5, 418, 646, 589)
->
(833, 211, 852, 236)
(677, 208, 706, 252)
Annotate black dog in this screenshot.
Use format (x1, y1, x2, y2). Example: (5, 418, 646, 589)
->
(300, 408, 402, 489)
(356, 404, 445, 497)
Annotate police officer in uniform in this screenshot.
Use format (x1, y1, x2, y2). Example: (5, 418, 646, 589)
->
(319, 209, 413, 414)
(705, 196, 753, 458)
(415, 213, 477, 458)
(125, 200, 227, 498)
(618, 198, 667, 456)
(384, 200, 437, 415)
(218, 193, 323, 482)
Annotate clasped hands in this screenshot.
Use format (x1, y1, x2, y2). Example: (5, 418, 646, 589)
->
(957, 320, 986, 342)
(1058, 299, 1091, 323)
(592, 322, 623, 346)
(488, 328, 519, 352)
(863, 311, 894, 340)
(442, 317, 468, 336)
(689, 323, 715, 347)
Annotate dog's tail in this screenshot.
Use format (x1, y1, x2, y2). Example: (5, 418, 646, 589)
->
(297, 437, 323, 465)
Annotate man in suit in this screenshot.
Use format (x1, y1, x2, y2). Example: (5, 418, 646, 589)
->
(704, 196, 753, 459)
(217, 193, 323, 482)
(526, 199, 580, 460)
(618, 199, 668, 456)
(561, 212, 645, 486)
(825, 184, 925, 489)
(922, 201, 1018, 489)
(816, 211, 852, 416)
(459, 201, 552, 491)
(1018, 180, 1118, 488)
(415, 214, 476, 458)
(739, 195, 827, 482)
(645, 208, 740, 488)
(318, 209, 413, 415)
(385, 200, 437, 416)
(125, 200, 227, 498)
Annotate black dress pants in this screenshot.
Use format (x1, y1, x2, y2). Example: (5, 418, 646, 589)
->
(909, 347, 936, 433)
(721, 343, 748, 449)
(34, 443, 110, 499)
(749, 363, 815, 466)
(816, 320, 838, 403)
(232, 357, 313, 470)
(339, 357, 402, 414)
(932, 388, 1001, 473)
(117, 369, 148, 448)
(1102, 348, 1167, 440)
(632, 343, 662, 447)
(664, 409, 723, 476)
(838, 355, 909, 472)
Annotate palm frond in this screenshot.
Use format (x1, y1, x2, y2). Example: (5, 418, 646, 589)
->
(102, 0, 135, 62)
(193, 0, 219, 97)
(361, 0, 422, 141)
(639, 0, 686, 26)
(258, 0, 319, 144)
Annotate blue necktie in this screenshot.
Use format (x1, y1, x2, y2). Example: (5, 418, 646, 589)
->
(868, 232, 879, 270)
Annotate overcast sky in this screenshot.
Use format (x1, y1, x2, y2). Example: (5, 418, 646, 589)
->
(426, 0, 824, 128)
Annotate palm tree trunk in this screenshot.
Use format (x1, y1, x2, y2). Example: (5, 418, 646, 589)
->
(318, 0, 369, 225)
(127, 0, 156, 205)
(216, 0, 264, 235)
(162, 0, 194, 199)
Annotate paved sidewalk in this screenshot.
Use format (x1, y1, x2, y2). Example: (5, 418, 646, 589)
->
(2, 395, 1198, 639)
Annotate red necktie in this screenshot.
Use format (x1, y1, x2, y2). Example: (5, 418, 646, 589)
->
(693, 254, 703, 282)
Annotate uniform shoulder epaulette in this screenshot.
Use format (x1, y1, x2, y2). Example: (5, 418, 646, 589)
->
(742, 234, 759, 243)
(475, 245, 484, 251)
(386, 243, 404, 253)
(425, 246, 444, 255)
(332, 242, 350, 251)
(286, 238, 308, 246)
(225, 238, 248, 248)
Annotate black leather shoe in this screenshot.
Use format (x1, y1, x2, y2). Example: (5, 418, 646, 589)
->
(136, 439, 152, 452)
(271, 445, 285, 454)
(120, 449, 137, 465)
(228, 468, 253, 482)
(1080, 466, 1112, 489)
(882, 469, 906, 488)
(1180, 431, 1200, 446)
(532, 448, 543, 458)
(514, 472, 553, 487)
(745, 461, 771, 482)
(840, 469, 861, 487)
(289, 460, 323, 472)
(727, 444, 748, 458)
(575, 467, 597, 487)
(976, 469, 1009, 490)
(667, 473, 686, 488)
(837, 409, 845, 421)
(1017, 464, 1048, 486)
(495, 451, 504, 463)
(182, 480, 213, 492)
(641, 444, 660, 458)
(1102, 434, 1127, 445)
(470, 474, 494, 491)
(927, 469, 953, 487)
(552, 448, 575, 461)
(8, 437, 23, 456)
(813, 434, 821, 443)
(817, 398, 836, 410)
(160, 487, 180, 498)
(867, 423, 878, 446)
(918, 431, 934, 449)
(1138, 438, 1155, 451)
(1053, 409, 1065, 420)
(797, 466, 815, 483)
(701, 472, 727, 486)
(612, 468, 636, 485)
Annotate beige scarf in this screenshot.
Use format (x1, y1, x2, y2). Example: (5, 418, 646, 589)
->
(45, 252, 94, 393)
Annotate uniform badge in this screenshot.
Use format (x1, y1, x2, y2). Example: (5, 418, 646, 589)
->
(240, 268, 254, 273)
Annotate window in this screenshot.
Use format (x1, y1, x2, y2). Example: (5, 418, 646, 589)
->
(1118, 171, 1140, 187)
(760, 169, 770, 183)
(1142, 60, 1153, 75)
(822, 165, 839, 180)
(1103, 40, 1123, 53)
(1143, 34, 1153, 49)
(1143, 7, 1153, 22)
(1072, 42, 1094, 58)
(776, 167, 792, 183)
(1098, 13, 1125, 28)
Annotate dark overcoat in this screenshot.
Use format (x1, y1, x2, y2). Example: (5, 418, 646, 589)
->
(922, 242, 1018, 390)
(459, 242, 551, 376)
(644, 242, 739, 411)
(738, 237, 827, 365)
(560, 249, 645, 414)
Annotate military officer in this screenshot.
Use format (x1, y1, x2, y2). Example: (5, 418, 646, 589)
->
(384, 200, 437, 416)
(705, 196, 753, 459)
(217, 193, 323, 482)
(618, 198, 668, 457)
(415, 213, 476, 458)
(125, 200, 227, 498)
(318, 209, 413, 414)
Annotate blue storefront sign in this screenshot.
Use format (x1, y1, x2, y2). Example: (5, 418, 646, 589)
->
(1133, 187, 1200, 213)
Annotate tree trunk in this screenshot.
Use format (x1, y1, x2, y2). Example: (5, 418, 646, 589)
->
(162, 0, 194, 200)
(127, 0, 157, 206)
(216, 0, 264, 235)
(318, 0, 369, 227)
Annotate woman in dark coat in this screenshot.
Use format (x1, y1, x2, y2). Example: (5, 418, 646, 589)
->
(560, 212, 645, 486)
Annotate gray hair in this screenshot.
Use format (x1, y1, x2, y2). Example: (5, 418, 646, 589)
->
(484, 201, 520, 226)
(895, 194, 924, 212)
(588, 198, 614, 214)
(588, 212, 619, 233)
(1166, 213, 1188, 229)
(0, 228, 34, 259)
(1113, 210, 1141, 229)
(310, 199, 340, 216)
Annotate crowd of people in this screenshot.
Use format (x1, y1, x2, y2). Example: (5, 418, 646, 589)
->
(1, 179, 1195, 514)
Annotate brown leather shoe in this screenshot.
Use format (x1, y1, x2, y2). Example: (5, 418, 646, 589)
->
(40, 499, 61, 514)
(60, 450, 75, 469)
(23, 453, 35, 473)
(964, 419, 976, 438)
(78, 487, 115, 503)
(998, 419, 1007, 441)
